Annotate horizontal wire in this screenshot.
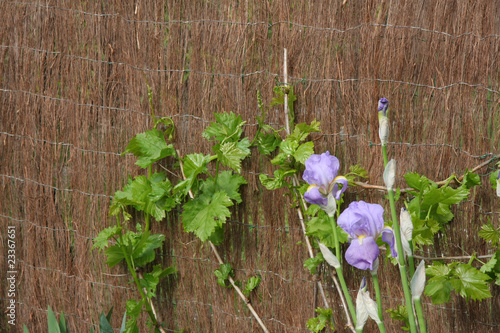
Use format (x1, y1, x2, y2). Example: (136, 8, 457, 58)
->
(1, 112, 498, 161)
(2, 43, 500, 97)
(17, 260, 134, 290)
(6, 1, 500, 41)
(0, 174, 113, 198)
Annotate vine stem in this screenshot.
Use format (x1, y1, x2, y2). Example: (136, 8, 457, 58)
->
(177, 150, 270, 333)
(382, 144, 418, 333)
(353, 153, 499, 193)
(115, 234, 162, 331)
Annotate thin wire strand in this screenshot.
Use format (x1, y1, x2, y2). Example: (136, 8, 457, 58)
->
(5, 1, 500, 41)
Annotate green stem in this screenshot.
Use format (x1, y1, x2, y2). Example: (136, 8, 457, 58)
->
(382, 144, 388, 166)
(376, 321, 387, 333)
(414, 297, 427, 333)
(116, 236, 158, 327)
(328, 215, 341, 260)
(382, 146, 418, 333)
(145, 213, 150, 233)
(214, 160, 220, 184)
(371, 272, 384, 324)
(329, 215, 356, 325)
(408, 255, 415, 278)
(336, 265, 357, 326)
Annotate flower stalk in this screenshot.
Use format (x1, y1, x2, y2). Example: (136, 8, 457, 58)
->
(378, 98, 418, 333)
(329, 215, 357, 324)
(370, 259, 384, 325)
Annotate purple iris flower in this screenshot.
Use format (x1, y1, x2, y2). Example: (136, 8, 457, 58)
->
(337, 201, 397, 270)
(378, 97, 389, 116)
(303, 152, 348, 207)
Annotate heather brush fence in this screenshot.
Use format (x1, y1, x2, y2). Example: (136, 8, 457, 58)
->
(1, 0, 499, 332)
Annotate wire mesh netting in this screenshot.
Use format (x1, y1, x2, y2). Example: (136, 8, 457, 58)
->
(1, 1, 499, 332)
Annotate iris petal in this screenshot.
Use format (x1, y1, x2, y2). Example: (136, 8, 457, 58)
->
(331, 176, 348, 200)
(304, 186, 328, 206)
(345, 236, 380, 270)
(381, 227, 397, 258)
(303, 152, 340, 187)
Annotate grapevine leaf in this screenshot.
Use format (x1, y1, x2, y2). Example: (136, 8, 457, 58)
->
(202, 112, 245, 142)
(280, 140, 299, 155)
(182, 153, 213, 179)
(259, 169, 296, 190)
(480, 250, 500, 286)
(140, 265, 177, 298)
(256, 132, 281, 155)
(123, 129, 175, 168)
(294, 141, 314, 164)
(426, 261, 453, 278)
(404, 172, 431, 192)
(306, 307, 333, 333)
(306, 213, 348, 247)
(174, 153, 213, 194)
(217, 141, 248, 173)
(201, 171, 247, 203)
(386, 306, 410, 331)
(345, 164, 369, 185)
(289, 121, 321, 142)
(450, 264, 492, 301)
(462, 170, 481, 189)
(125, 299, 143, 333)
(214, 263, 234, 287)
(304, 252, 324, 275)
(181, 192, 233, 242)
(104, 244, 126, 268)
(489, 170, 499, 188)
(131, 232, 165, 267)
(92, 226, 122, 253)
(478, 222, 500, 246)
(208, 227, 224, 245)
(424, 276, 453, 304)
(243, 276, 261, 296)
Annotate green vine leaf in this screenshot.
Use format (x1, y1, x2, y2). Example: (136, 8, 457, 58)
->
(104, 230, 164, 268)
(201, 171, 247, 203)
(480, 250, 500, 286)
(289, 120, 320, 142)
(181, 191, 233, 242)
(450, 264, 492, 301)
(306, 307, 334, 333)
(174, 153, 213, 195)
(125, 299, 143, 333)
(243, 276, 262, 296)
(306, 209, 348, 247)
(386, 305, 410, 331)
(123, 129, 175, 168)
(479, 222, 500, 246)
(216, 141, 249, 173)
(214, 263, 234, 287)
(462, 170, 481, 189)
(202, 112, 246, 142)
(256, 132, 281, 156)
(304, 252, 324, 275)
(293, 141, 314, 164)
(92, 226, 122, 253)
(259, 169, 296, 190)
(140, 265, 177, 298)
(110, 173, 177, 222)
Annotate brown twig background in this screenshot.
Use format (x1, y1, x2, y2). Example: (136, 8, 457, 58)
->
(1, 1, 499, 332)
